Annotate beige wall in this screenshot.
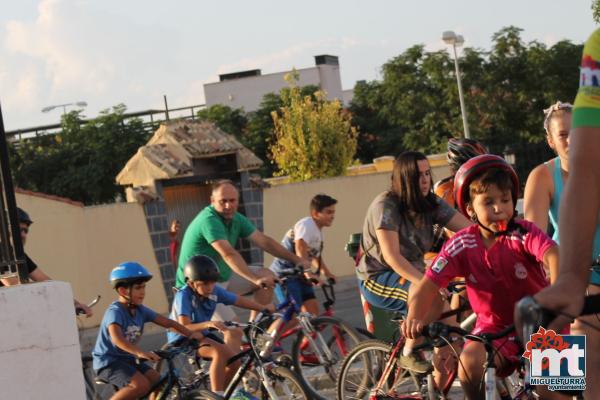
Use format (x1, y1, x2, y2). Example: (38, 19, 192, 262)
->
(16, 192, 169, 328)
(263, 164, 451, 277)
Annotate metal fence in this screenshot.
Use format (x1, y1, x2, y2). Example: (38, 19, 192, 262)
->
(6, 104, 205, 142)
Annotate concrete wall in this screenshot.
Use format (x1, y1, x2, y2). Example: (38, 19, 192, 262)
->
(16, 192, 169, 328)
(0, 281, 85, 399)
(263, 164, 451, 277)
(204, 65, 343, 112)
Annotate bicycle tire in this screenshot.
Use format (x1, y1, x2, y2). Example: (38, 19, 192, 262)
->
(181, 389, 224, 399)
(291, 316, 361, 400)
(336, 339, 427, 400)
(355, 327, 376, 340)
(266, 366, 312, 399)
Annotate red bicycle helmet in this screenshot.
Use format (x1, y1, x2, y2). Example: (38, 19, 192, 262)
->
(453, 154, 519, 217)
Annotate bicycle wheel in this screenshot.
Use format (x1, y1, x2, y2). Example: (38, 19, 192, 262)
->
(265, 366, 312, 400)
(181, 389, 224, 399)
(291, 316, 361, 399)
(336, 339, 426, 400)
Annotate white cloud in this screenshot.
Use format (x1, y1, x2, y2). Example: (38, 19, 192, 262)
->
(214, 37, 366, 77)
(0, 0, 184, 129)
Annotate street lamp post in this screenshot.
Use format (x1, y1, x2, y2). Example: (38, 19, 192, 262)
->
(41, 101, 88, 117)
(442, 31, 470, 139)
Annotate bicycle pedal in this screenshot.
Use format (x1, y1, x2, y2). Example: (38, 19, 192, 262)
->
(274, 353, 293, 367)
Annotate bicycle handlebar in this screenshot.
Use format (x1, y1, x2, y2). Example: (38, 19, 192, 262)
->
(76, 295, 101, 315)
(517, 293, 600, 330)
(422, 321, 514, 344)
(153, 338, 200, 360)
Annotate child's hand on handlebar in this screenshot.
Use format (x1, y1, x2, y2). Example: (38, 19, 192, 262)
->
(303, 271, 323, 286)
(189, 331, 204, 341)
(210, 321, 230, 332)
(324, 270, 337, 283)
(401, 317, 424, 340)
(138, 351, 161, 362)
(255, 275, 277, 289)
(296, 258, 312, 272)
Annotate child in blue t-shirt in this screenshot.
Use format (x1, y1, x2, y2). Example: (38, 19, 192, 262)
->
(92, 262, 202, 400)
(169, 255, 275, 395)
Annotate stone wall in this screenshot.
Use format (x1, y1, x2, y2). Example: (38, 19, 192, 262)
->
(238, 171, 264, 266)
(143, 183, 175, 302)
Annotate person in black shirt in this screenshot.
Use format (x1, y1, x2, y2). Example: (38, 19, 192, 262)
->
(0, 208, 93, 317)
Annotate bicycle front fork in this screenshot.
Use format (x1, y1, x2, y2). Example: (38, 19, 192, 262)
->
(297, 313, 334, 364)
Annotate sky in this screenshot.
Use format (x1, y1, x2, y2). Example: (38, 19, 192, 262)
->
(0, 0, 596, 131)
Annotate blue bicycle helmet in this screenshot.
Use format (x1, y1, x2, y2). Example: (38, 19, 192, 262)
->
(17, 207, 33, 225)
(110, 262, 153, 288)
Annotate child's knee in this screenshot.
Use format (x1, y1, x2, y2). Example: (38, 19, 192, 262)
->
(458, 345, 485, 378)
(145, 369, 160, 385)
(127, 373, 152, 395)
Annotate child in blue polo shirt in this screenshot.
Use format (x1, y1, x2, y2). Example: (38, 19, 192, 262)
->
(92, 262, 203, 400)
(169, 255, 275, 395)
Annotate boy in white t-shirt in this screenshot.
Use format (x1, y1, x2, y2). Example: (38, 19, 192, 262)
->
(270, 194, 337, 315)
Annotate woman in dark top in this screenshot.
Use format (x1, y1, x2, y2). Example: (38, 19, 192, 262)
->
(358, 151, 470, 372)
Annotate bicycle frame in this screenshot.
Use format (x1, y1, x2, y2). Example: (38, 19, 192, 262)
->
(222, 316, 300, 399)
(271, 278, 350, 363)
(365, 304, 473, 399)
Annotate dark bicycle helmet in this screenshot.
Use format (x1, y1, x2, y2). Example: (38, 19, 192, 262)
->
(109, 262, 153, 288)
(184, 255, 221, 282)
(447, 138, 487, 172)
(17, 207, 33, 225)
(453, 154, 519, 217)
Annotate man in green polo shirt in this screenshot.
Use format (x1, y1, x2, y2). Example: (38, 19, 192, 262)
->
(176, 180, 310, 326)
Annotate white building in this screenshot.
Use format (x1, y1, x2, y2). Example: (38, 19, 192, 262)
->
(204, 55, 350, 112)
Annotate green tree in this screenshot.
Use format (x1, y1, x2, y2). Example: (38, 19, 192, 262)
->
(246, 85, 319, 176)
(270, 72, 358, 181)
(349, 26, 582, 178)
(593, 0, 600, 23)
(10, 104, 150, 204)
(196, 104, 248, 140)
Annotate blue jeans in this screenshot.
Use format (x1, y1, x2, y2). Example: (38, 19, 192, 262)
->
(359, 270, 411, 315)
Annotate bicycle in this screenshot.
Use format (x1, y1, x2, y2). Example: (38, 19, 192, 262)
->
(515, 292, 600, 400)
(76, 296, 103, 400)
(269, 266, 363, 399)
(336, 281, 483, 400)
(193, 310, 311, 400)
(91, 338, 208, 399)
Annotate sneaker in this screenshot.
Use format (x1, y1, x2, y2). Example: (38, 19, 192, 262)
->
(231, 388, 259, 400)
(399, 352, 433, 373)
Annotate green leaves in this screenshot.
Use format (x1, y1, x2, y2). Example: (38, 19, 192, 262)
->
(350, 26, 582, 168)
(270, 72, 358, 182)
(9, 104, 150, 205)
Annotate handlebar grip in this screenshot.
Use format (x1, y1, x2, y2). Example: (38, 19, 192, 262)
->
(421, 321, 447, 339)
(582, 294, 600, 316)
